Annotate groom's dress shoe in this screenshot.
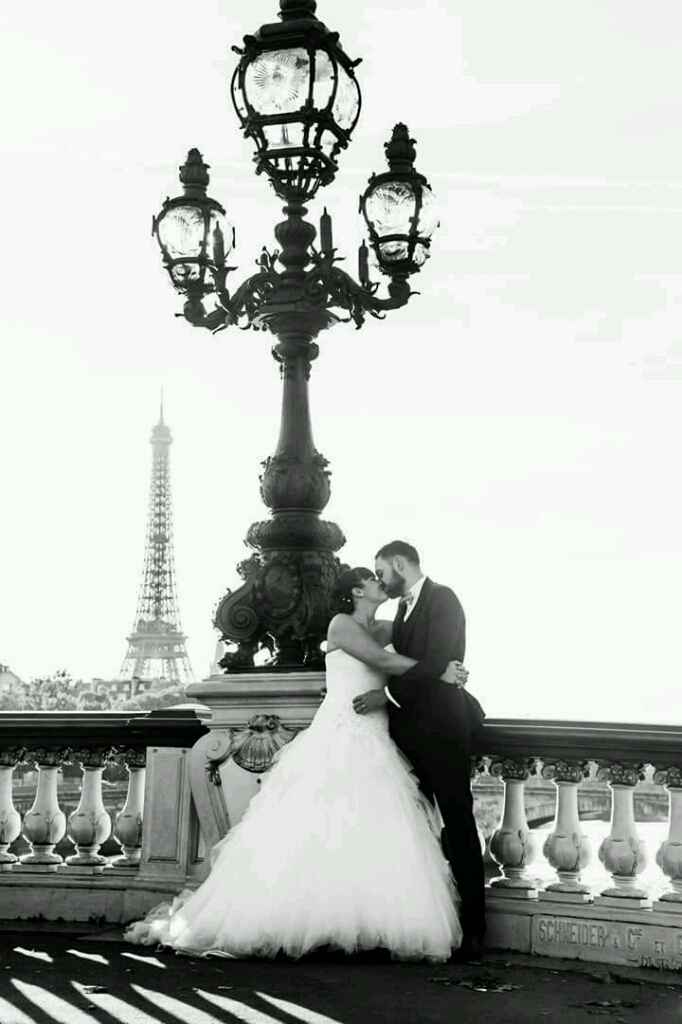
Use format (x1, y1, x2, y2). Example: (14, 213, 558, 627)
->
(449, 936, 485, 963)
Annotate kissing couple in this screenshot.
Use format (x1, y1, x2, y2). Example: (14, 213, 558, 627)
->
(126, 540, 486, 963)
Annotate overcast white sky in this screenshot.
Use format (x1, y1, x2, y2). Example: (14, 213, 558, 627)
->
(1, 1, 681, 721)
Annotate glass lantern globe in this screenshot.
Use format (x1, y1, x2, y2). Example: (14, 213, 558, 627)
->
(153, 149, 234, 297)
(360, 124, 439, 277)
(231, 0, 361, 202)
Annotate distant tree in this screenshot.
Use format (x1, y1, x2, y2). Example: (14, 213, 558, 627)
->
(31, 670, 79, 710)
(117, 685, 188, 712)
(0, 670, 80, 711)
(0, 684, 28, 711)
(77, 690, 112, 711)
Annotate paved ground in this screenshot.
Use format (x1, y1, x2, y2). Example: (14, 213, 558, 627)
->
(0, 927, 682, 1023)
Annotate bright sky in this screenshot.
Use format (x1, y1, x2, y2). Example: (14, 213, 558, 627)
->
(1, 1, 681, 722)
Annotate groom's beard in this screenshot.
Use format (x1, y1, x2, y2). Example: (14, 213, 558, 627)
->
(383, 571, 406, 599)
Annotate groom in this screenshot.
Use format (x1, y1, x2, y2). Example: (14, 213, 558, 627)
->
(352, 540, 486, 960)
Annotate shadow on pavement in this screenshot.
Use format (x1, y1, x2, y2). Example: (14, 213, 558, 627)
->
(0, 930, 680, 1023)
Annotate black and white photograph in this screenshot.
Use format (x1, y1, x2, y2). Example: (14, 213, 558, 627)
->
(1, 1, 682, 1020)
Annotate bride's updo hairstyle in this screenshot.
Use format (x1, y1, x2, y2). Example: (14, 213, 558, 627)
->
(330, 567, 374, 616)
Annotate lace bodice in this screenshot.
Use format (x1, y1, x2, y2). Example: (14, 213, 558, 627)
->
(325, 648, 384, 695)
(314, 648, 388, 732)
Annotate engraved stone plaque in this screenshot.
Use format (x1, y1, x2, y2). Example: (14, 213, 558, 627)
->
(532, 914, 682, 969)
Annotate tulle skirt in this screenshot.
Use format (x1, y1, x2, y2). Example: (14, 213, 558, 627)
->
(124, 703, 461, 961)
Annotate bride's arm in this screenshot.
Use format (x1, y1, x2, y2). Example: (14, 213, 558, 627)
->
(328, 616, 462, 683)
(327, 615, 416, 675)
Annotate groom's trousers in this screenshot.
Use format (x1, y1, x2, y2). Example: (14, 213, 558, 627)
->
(400, 737, 486, 942)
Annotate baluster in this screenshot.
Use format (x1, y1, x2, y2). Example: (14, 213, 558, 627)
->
(17, 749, 68, 870)
(471, 757, 487, 856)
(489, 757, 539, 897)
(652, 765, 682, 912)
(111, 748, 146, 870)
(541, 759, 592, 903)
(62, 748, 113, 872)
(595, 761, 650, 908)
(0, 748, 25, 870)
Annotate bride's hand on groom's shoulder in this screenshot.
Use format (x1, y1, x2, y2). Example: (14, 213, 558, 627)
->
(440, 661, 469, 688)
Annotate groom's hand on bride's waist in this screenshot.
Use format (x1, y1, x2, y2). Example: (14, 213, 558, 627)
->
(353, 689, 388, 715)
(441, 661, 469, 687)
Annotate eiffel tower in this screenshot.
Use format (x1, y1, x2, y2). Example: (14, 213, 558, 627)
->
(120, 401, 194, 686)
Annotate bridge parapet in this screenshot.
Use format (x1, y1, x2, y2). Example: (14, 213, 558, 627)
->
(473, 718, 682, 905)
(0, 708, 209, 922)
(0, 707, 681, 970)
(473, 718, 682, 968)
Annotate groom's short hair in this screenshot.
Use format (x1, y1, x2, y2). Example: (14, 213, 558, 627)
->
(375, 540, 420, 566)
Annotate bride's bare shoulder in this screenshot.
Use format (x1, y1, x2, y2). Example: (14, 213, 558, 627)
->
(328, 613, 358, 636)
(327, 613, 355, 652)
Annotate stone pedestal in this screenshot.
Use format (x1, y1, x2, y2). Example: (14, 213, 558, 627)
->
(185, 670, 324, 856)
(186, 670, 325, 728)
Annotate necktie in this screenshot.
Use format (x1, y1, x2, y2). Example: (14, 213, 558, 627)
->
(400, 593, 414, 613)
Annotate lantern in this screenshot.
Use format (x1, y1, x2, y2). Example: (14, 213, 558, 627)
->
(360, 124, 439, 277)
(231, 0, 361, 202)
(153, 149, 234, 297)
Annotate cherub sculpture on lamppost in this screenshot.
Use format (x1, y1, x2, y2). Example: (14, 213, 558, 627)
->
(152, 0, 439, 672)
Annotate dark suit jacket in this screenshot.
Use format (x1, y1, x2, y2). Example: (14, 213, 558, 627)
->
(388, 578, 485, 745)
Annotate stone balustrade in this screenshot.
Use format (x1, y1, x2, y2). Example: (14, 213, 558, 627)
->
(476, 718, 682, 967)
(0, 708, 208, 922)
(1, 696, 682, 969)
(180, 676, 682, 968)
(473, 720, 682, 907)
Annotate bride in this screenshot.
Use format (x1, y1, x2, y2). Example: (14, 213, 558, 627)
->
(124, 567, 463, 961)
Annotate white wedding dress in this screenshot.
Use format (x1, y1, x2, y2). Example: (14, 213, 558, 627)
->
(124, 648, 462, 960)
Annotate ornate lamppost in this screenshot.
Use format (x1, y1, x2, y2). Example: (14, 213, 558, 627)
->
(153, 0, 439, 673)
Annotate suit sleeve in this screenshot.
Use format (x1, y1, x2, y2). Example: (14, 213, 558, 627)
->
(386, 587, 465, 710)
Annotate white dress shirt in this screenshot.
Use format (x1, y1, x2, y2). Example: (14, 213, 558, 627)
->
(384, 576, 426, 708)
(401, 575, 426, 622)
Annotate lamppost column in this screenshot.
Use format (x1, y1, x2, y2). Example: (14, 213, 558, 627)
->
(260, 332, 328, 514)
(214, 205, 345, 669)
(273, 337, 318, 460)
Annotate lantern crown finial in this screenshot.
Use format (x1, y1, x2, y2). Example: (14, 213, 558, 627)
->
(179, 149, 210, 197)
(279, 0, 317, 20)
(385, 124, 417, 174)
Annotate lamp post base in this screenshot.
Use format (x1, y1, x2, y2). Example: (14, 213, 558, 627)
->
(215, 520, 346, 672)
